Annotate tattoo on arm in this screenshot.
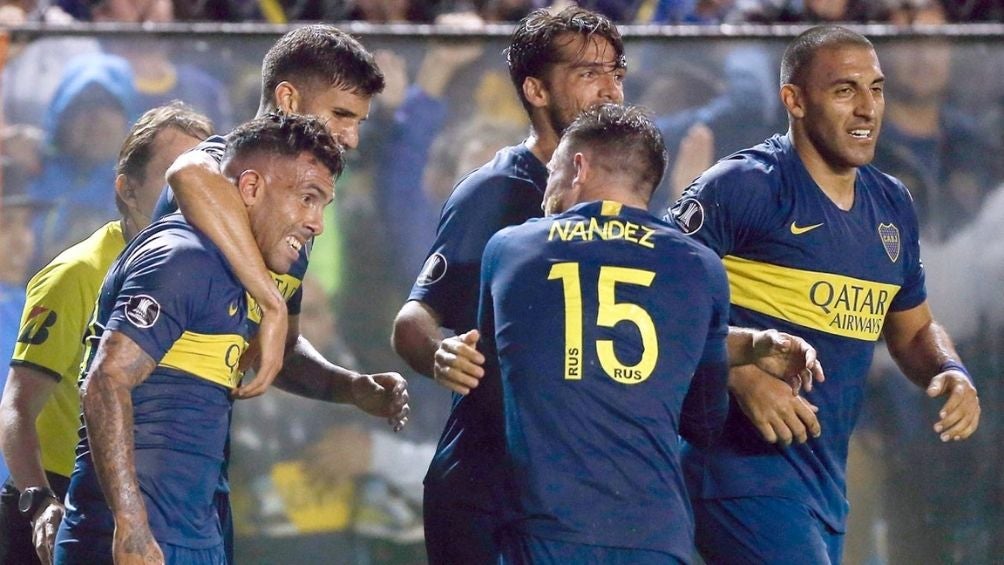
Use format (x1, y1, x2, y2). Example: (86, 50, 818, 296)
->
(81, 331, 156, 522)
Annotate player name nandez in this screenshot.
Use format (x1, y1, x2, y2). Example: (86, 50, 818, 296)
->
(548, 217, 656, 249)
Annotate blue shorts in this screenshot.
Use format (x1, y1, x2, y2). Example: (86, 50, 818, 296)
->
(500, 532, 685, 565)
(423, 487, 500, 565)
(692, 497, 843, 565)
(54, 534, 226, 565)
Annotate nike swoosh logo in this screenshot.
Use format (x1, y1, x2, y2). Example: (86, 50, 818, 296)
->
(228, 303, 238, 316)
(790, 221, 824, 235)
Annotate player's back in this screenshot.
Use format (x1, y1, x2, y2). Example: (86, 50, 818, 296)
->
(481, 200, 730, 559)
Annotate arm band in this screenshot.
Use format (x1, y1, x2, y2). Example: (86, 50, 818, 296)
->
(939, 360, 973, 383)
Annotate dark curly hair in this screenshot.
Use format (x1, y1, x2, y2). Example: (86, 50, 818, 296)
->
(261, 24, 384, 109)
(506, 6, 625, 113)
(225, 113, 344, 180)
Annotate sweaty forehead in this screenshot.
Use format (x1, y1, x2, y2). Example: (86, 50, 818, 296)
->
(808, 45, 881, 80)
(552, 33, 624, 68)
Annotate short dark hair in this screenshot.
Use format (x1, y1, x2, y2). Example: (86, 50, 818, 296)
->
(562, 103, 667, 197)
(224, 113, 344, 181)
(115, 101, 213, 216)
(780, 25, 874, 87)
(506, 7, 625, 113)
(261, 25, 384, 108)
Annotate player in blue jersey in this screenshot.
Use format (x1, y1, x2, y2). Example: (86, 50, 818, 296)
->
(52, 115, 408, 565)
(669, 26, 981, 564)
(393, 9, 823, 563)
(160, 25, 385, 399)
(390, 8, 627, 563)
(485, 104, 823, 564)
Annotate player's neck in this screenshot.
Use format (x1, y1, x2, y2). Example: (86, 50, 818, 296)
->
(526, 121, 560, 165)
(789, 131, 857, 210)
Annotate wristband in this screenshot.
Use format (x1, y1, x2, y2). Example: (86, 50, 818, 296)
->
(938, 360, 973, 383)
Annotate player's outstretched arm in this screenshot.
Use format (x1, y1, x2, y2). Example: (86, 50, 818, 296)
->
(79, 331, 164, 565)
(273, 316, 410, 431)
(391, 300, 443, 380)
(167, 151, 287, 398)
(432, 330, 485, 396)
(0, 367, 64, 564)
(884, 302, 980, 442)
(727, 327, 825, 393)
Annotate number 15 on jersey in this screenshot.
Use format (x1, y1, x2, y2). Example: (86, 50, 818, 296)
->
(548, 262, 658, 385)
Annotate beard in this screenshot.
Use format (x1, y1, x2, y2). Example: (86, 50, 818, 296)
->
(547, 103, 575, 137)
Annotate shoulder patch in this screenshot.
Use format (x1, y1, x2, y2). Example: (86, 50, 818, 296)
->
(124, 295, 161, 328)
(417, 253, 448, 287)
(17, 306, 58, 345)
(672, 198, 705, 235)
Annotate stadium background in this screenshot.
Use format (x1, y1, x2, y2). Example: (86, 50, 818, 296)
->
(0, 7, 1002, 564)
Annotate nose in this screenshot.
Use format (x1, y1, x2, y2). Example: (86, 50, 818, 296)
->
(599, 71, 624, 104)
(305, 207, 324, 237)
(336, 124, 360, 150)
(855, 89, 877, 119)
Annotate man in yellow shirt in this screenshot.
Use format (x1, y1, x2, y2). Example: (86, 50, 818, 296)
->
(0, 102, 212, 565)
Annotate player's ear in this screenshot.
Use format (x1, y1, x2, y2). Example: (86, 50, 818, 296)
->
(780, 84, 805, 119)
(114, 173, 138, 211)
(114, 173, 130, 202)
(274, 81, 300, 115)
(236, 169, 263, 205)
(522, 77, 548, 110)
(571, 151, 590, 186)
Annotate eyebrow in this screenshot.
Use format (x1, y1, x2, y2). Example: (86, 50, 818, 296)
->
(567, 60, 626, 73)
(304, 183, 334, 204)
(829, 75, 885, 88)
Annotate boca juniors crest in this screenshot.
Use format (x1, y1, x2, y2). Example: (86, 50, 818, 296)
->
(878, 223, 900, 262)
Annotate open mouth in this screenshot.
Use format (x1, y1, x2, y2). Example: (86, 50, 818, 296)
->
(849, 128, 873, 139)
(287, 236, 303, 253)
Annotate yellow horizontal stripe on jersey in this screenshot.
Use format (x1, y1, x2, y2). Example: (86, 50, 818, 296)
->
(245, 273, 303, 325)
(273, 273, 302, 302)
(159, 331, 248, 389)
(723, 255, 902, 342)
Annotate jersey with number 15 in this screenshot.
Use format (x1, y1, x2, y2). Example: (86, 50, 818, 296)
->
(479, 200, 731, 561)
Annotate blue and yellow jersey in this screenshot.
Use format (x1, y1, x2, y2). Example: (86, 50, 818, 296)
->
(408, 143, 548, 333)
(152, 134, 307, 314)
(669, 133, 927, 531)
(473, 201, 730, 559)
(418, 143, 547, 525)
(9, 221, 125, 479)
(61, 213, 256, 549)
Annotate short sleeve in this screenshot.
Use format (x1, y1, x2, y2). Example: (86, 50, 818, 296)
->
(105, 245, 213, 363)
(889, 182, 927, 312)
(667, 158, 778, 258)
(11, 263, 99, 379)
(409, 174, 538, 332)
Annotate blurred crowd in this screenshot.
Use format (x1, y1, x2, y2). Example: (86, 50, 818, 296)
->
(2, 0, 1004, 24)
(1, 0, 1003, 563)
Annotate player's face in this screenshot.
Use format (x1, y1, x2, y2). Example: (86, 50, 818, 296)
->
(0, 207, 36, 284)
(542, 140, 575, 215)
(128, 127, 203, 229)
(796, 45, 885, 172)
(298, 86, 372, 150)
(541, 34, 625, 135)
(251, 152, 334, 274)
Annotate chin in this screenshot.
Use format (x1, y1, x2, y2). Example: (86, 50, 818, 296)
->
(264, 258, 293, 276)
